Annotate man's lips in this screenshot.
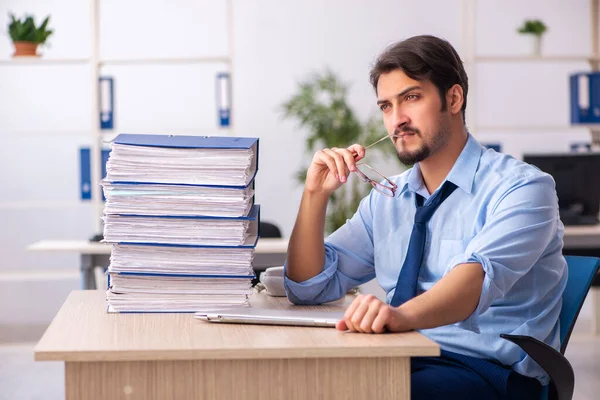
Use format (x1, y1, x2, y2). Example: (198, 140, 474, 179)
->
(394, 131, 418, 141)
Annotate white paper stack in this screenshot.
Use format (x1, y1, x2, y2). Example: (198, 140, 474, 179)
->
(101, 182, 254, 217)
(102, 134, 260, 313)
(105, 144, 257, 186)
(102, 213, 254, 246)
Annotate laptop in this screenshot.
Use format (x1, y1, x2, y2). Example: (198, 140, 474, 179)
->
(194, 308, 344, 328)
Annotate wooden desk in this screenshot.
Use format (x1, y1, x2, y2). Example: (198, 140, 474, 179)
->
(35, 291, 439, 400)
(27, 238, 289, 289)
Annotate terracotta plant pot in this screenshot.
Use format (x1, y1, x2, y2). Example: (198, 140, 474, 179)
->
(12, 41, 39, 57)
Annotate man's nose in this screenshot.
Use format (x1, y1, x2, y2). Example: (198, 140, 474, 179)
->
(392, 107, 410, 132)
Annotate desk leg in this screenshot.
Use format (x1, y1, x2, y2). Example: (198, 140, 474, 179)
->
(65, 357, 410, 400)
(80, 255, 96, 290)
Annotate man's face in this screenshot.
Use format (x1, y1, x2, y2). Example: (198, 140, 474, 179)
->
(376, 69, 452, 165)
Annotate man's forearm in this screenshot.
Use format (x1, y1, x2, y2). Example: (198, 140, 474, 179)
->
(285, 190, 330, 282)
(399, 262, 485, 330)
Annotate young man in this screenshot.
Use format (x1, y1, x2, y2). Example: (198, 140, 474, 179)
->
(284, 35, 567, 399)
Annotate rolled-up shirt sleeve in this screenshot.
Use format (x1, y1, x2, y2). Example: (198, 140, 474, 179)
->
(445, 173, 560, 333)
(284, 192, 377, 305)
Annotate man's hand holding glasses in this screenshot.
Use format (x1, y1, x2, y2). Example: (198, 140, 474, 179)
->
(305, 134, 399, 198)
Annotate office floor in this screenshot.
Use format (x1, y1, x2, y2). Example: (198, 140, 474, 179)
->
(0, 320, 599, 400)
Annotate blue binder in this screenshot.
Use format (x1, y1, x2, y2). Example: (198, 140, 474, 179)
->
(106, 273, 255, 314)
(106, 204, 261, 248)
(112, 272, 255, 278)
(110, 134, 259, 187)
(216, 72, 231, 127)
(113, 133, 256, 150)
(80, 147, 111, 201)
(99, 76, 114, 130)
(115, 203, 259, 220)
(570, 72, 600, 124)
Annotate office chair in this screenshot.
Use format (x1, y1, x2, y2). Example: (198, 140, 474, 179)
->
(500, 255, 600, 400)
(253, 221, 283, 286)
(260, 221, 282, 239)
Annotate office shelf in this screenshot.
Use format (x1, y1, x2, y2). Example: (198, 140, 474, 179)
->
(474, 55, 599, 63)
(474, 125, 591, 132)
(464, 0, 600, 142)
(0, 57, 90, 65)
(99, 56, 230, 66)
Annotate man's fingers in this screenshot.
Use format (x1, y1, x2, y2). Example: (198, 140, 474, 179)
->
(359, 300, 382, 333)
(344, 295, 370, 332)
(323, 148, 349, 183)
(347, 144, 366, 161)
(314, 150, 339, 180)
(348, 299, 370, 332)
(372, 306, 392, 333)
(332, 147, 358, 173)
(335, 319, 347, 331)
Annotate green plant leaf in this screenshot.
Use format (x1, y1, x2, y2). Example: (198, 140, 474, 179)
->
(517, 19, 547, 35)
(7, 13, 53, 44)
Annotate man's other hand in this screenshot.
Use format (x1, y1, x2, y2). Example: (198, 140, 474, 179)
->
(336, 294, 411, 333)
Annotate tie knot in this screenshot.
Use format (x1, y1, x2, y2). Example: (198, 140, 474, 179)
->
(413, 181, 458, 224)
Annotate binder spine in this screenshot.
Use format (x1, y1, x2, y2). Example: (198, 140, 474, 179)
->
(99, 76, 114, 130)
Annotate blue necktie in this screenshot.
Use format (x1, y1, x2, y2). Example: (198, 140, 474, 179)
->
(390, 181, 458, 307)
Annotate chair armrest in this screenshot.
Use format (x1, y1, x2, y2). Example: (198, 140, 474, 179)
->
(500, 334, 574, 400)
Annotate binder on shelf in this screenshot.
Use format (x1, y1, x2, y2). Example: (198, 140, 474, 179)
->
(79, 147, 111, 201)
(99, 76, 114, 130)
(570, 72, 600, 124)
(216, 72, 231, 127)
(106, 134, 259, 187)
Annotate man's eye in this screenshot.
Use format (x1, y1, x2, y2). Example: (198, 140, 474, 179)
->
(406, 94, 419, 101)
(380, 104, 390, 111)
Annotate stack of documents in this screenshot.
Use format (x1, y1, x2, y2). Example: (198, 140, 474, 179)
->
(101, 133, 260, 313)
(101, 182, 254, 217)
(105, 134, 257, 186)
(102, 206, 258, 246)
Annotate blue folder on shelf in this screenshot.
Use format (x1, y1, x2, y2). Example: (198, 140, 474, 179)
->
(570, 72, 600, 124)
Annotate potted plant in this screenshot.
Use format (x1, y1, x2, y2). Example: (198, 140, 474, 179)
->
(517, 19, 547, 56)
(281, 69, 404, 234)
(7, 13, 53, 57)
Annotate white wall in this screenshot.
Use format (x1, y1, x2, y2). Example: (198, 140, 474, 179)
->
(0, 0, 595, 325)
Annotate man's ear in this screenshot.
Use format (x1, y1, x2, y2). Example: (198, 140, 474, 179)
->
(446, 84, 464, 116)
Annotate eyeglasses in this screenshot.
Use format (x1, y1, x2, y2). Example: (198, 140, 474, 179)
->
(352, 134, 399, 197)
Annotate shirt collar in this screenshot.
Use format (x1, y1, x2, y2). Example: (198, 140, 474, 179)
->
(397, 132, 482, 197)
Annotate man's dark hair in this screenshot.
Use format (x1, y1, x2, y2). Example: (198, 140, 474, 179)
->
(369, 35, 468, 122)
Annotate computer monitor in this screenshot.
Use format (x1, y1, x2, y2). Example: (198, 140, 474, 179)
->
(522, 152, 600, 226)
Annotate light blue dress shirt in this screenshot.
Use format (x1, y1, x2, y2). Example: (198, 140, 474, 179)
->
(284, 133, 567, 384)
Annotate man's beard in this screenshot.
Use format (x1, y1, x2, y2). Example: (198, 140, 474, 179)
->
(395, 116, 452, 165)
